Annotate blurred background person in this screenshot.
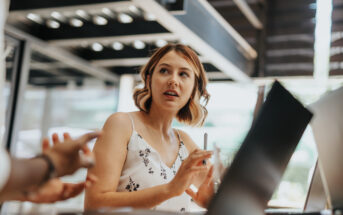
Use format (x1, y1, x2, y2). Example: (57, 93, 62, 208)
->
(0, 131, 100, 203)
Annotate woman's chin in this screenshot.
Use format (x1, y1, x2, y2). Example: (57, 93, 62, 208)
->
(159, 104, 182, 113)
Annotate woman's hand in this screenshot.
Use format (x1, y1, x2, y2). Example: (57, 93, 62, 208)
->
(168, 149, 212, 197)
(186, 166, 214, 208)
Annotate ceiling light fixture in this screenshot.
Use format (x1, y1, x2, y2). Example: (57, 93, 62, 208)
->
(81, 41, 89, 48)
(155, 39, 167, 47)
(70, 18, 84, 27)
(93, 15, 108, 25)
(144, 13, 156, 21)
(76, 9, 89, 19)
(112, 42, 124, 51)
(129, 5, 140, 14)
(91, 42, 104, 52)
(102, 8, 115, 17)
(51, 11, 63, 21)
(26, 13, 43, 24)
(46, 20, 60, 29)
(118, 13, 133, 23)
(180, 39, 189, 45)
(133, 40, 145, 49)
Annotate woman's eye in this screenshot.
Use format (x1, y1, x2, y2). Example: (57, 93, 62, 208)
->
(180, 72, 189, 77)
(160, 68, 168, 74)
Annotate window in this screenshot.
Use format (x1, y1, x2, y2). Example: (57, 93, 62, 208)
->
(176, 79, 343, 208)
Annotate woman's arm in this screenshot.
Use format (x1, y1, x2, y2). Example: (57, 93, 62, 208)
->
(84, 114, 211, 209)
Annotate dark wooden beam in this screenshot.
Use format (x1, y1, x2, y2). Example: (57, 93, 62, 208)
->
(267, 42, 314, 50)
(23, 20, 169, 41)
(74, 44, 158, 60)
(10, 0, 127, 11)
(266, 56, 314, 64)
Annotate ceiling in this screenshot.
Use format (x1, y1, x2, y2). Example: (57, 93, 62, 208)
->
(5, 0, 322, 87)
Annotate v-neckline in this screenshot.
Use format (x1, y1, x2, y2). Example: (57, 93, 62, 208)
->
(132, 130, 183, 169)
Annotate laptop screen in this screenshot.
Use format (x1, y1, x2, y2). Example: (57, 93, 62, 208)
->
(207, 81, 313, 215)
(309, 86, 343, 209)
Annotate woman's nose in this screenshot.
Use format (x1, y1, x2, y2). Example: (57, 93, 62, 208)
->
(167, 78, 178, 88)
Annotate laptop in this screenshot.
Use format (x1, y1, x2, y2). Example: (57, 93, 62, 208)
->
(303, 160, 327, 212)
(77, 81, 312, 215)
(307, 86, 343, 210)
(206, 81, 312, 215)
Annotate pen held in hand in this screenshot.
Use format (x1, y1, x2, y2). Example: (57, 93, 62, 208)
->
(203, 132, 208, 165)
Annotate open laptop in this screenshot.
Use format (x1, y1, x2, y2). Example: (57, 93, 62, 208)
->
(79, 81, 312, 215)
(206, 81, 312, 215)
(303, 160, 327, 212)
(307, 86, 343, 211)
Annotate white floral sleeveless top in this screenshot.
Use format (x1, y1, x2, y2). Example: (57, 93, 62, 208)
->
(116, 114, 202, 212)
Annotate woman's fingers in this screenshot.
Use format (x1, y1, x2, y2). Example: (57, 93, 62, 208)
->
(185, 151, 212, 167)
(190, 150, 213, 160)
(204, 165, 214, 186)
(190, 165, 208, 173)
(185, 188, 197, 199)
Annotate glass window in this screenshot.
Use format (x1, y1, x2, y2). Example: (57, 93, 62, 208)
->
(269, 79, 343, 208)
(6, 49, 119, 213)
(176, 79, 343, 209)
(174, 82, 258, 167)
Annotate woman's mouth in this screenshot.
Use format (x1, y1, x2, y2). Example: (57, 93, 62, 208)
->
(164, 92, 178, 97)
(163, 90, 179, 97)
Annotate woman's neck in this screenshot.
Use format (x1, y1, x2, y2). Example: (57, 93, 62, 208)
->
(141, 104, 176, 136)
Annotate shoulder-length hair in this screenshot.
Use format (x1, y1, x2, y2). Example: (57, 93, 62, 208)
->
(133, 44, 210, 126)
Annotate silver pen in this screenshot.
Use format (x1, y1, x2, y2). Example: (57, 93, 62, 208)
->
(202, 132, 208, 165)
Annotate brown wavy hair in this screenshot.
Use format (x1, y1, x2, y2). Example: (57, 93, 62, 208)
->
(133, 44, 210, 126)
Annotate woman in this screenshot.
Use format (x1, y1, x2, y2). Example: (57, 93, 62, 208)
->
(85, 44, 213, 212)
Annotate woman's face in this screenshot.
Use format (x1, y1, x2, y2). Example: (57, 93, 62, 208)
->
(150, 51, 196, 112)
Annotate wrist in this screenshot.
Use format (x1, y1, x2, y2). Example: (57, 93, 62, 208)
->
(35, 154, 57, 184)
(165, 181, 181, 198)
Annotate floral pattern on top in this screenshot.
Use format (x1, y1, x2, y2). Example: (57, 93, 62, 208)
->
(117, 116, 198, 212)
(160, 164, 167, 180)
(148, 167, 154, 174)
(171, 163, 177, 176)
(139, 148, 151, 167)
(125, 177, 140, 192)
(178, 141, 185, 162)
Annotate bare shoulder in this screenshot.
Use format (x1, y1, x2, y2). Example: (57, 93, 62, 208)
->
(98, 112, 133, 146)
(105, 112, 131, 125)
(103, 112, 132, 131)
(177, 129, 200, 153)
